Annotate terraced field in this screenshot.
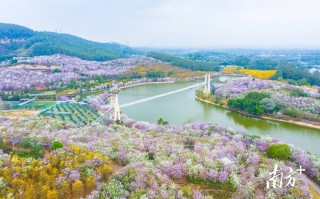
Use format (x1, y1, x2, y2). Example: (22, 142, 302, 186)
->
(40, 102, 100, 125)
(11, 101, 56, 110)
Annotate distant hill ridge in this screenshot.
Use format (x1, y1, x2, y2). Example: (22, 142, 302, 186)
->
(0, 23, 140, 61)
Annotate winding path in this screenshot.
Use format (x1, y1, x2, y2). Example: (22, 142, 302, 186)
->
(306, 176, 320, 197)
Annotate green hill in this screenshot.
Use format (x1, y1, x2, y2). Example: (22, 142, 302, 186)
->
(147, 52, 220, 71)
(0, 23, 140, 61)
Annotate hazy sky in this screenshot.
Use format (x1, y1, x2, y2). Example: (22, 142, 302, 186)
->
(1, 0, 320, 48)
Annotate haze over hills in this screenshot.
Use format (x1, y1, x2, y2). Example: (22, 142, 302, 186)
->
(0, 23, 140, 61)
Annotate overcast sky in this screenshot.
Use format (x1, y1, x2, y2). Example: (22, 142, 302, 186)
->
(1, 0, 320, 48)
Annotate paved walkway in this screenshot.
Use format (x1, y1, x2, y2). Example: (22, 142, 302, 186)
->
(306, 176, 320, 196)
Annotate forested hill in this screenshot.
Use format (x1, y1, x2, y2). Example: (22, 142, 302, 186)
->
(0, 23, 140, 61)
(147, 52, 220, 71)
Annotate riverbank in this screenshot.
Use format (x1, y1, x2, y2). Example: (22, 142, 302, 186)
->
(195, 95, 320, 131)
(119, 81, 175, 90)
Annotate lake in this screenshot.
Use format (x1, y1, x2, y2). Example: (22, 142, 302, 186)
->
(118, 81, 320, 154)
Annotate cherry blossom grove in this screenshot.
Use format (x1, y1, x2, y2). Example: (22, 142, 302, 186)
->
(214, 77, 320, 99)
(0, 55, 163, 93)
(214, 77, 320, 117)
(0, 115, 319, 198)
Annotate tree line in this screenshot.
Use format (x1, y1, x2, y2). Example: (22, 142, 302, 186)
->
(147, 52, 220, 71)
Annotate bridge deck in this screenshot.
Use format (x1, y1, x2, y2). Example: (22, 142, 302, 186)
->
(95, 108, 113, 123)
(95, 82, 205, 124)
(18, 99, 34, 106)
(120, 82, 205, 108)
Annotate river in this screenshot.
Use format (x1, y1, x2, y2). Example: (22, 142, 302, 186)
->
(118, 81, 320, 154)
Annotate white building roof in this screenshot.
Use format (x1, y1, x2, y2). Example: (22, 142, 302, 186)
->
(217, 157, 235, 167)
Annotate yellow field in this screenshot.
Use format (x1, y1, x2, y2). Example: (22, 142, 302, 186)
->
(128, 64, 205, 78)
(222, 67, 277, 79)
(222, 67, 239, 74)
(39, 90, 57, 95)
(57, 89, 81, 97)
(0, 109, 38, 118)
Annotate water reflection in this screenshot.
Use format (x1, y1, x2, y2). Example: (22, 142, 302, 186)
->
(119, 81, 320, 154)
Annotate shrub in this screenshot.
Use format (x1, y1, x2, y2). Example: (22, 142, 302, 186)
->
(227, 91, 271, 115)
(157, 117, 169, 125)
(250, 135, 261, 140)
(3, 146, 12, 153)
(267, 144, 291, 161)
(184, 139, 194, 150)
(283, 109, 302, 118)
(128, 189, 146, 199)
(148, 153, 154, 160)
(20, 138, 33, 149)
(106, 179, 125, 199)
(289, 88, 308, 97)
(52, 141, 64, 150)
(30, 144, 42, 153)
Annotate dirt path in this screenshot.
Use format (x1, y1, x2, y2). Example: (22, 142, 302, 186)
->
(109, 162, 124, 172)
(306, 176, 320, 198)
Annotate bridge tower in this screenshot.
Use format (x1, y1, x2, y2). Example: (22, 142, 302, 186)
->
(109, 94, 121, 121)
(203, 74, 211, 95)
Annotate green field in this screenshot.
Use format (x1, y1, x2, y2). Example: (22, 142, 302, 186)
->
(32, 101, 56, 106)
(57, 89, 81, 97)
(40, 103, 100, 125)
(11, 101, 57, 110)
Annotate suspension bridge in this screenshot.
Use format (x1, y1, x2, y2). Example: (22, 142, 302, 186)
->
(96, 74, 212, 123)
(120, 82, 206, 108)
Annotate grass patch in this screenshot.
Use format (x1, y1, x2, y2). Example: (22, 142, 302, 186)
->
(57, 88, 81, 97)
(10, 101, 56, 110)
(186, 177, 236, 192)
(32, 101, 56, 106)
